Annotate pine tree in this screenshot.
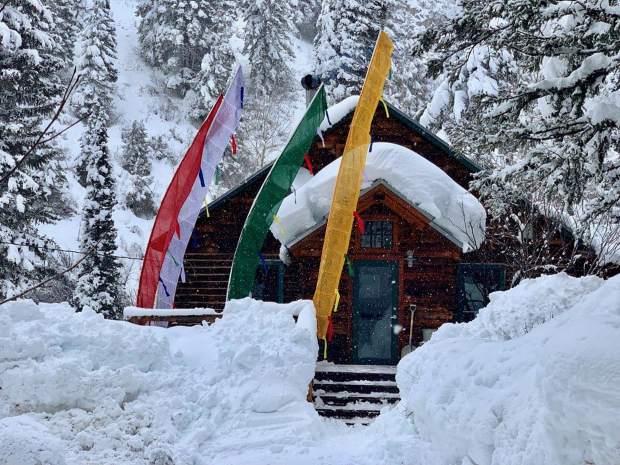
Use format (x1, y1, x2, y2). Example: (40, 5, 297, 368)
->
(382, 0, 451, 117)
(74, 0, 118, 185)
(72, 100, 122, 318)
(418, 0, 620, 230)
(137, 0, 235, 98)
(243, 0, 295, 97)
(314, 0, 388, 100)
(191, 0, 236, 120)
(290, 0, 321, 40)
(120, 121, 156, 219)
(73, 0, 118, 119)
(0, 0, 67, 299)
(49, 0, 80, 69)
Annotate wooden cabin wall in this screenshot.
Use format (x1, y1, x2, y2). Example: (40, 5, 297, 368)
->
(307, 108, 473, 190)
(175, 172, 281, 309)
(287, 186, 461, 363)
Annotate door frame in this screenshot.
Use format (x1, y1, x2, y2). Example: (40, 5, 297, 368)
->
(352, 260, 399, 365)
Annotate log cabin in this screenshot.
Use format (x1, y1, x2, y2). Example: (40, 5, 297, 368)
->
(131, 95, 596, 367)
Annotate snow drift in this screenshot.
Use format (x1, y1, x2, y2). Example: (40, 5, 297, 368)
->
(0, 298, 319, 465)
(1, 274, 619, 465)
(271, 142, 486, 251)
(397, 272, 620, 465)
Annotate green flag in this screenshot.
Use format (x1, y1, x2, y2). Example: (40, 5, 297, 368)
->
(227, 86, 328, 300)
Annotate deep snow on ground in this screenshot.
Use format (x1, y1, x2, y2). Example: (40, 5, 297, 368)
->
(1, 273, 619, 465)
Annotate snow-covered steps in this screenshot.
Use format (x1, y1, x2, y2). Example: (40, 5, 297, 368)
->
(312, 364, 399, 426)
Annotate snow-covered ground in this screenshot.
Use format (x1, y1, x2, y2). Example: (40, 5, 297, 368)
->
(1, 272, 619, 465)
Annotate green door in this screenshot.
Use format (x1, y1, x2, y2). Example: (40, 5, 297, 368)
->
(352, 261, 399, 365)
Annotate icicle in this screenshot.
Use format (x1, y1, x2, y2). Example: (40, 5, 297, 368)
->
(304, 154, 314, 175)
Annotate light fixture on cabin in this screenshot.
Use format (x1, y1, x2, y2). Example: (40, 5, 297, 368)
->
(406, 250, 415, 268)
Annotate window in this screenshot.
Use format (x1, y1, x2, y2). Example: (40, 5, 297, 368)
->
(252, 260, 285, 303)
(361, 221, 393, 249)
(457, 264, 506, 322)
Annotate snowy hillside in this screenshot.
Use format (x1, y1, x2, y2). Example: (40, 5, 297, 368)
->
(40, 0, 310, 298)
(2, 274, 619, 465)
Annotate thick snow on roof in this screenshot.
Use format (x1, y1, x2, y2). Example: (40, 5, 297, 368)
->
(320, 95, 359, 131)
(271, 142, 486, 252)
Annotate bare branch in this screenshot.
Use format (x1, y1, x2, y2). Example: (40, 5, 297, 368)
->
(0, 68, 81, 187)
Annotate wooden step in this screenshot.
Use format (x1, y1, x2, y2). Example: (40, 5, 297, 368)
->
(312, 363, 400, 426)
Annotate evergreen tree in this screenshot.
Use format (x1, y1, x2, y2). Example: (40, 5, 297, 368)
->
(243, 0, 295, 97)
(49, 0, 80, 69)
(291, 0, 321, 40)
(191, 0, 236, 120)
(0, 0, 67, 298)
(418, 0, 620, 230)
(74, 0, 118, 185)
(137, 0, 235, 98)
(72, 100, 122, 318)
(314, 0, 387, 100)
(73, 0, 118, 120)
(120, 121, 156, 219)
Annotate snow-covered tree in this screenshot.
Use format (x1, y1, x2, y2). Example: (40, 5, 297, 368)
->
(137, 0, 235, 99)
(314, 0, 388, 100)
(49, 0, 80, 68)
(72, 101, 122, 318)
(243, 0, 295, 96)
(419, 0, 620, 231)
(120, 121, 156, 219)
(192, 36, 235, 121)
(0, 0, 67, 299)
(73, 0, 118, 120)
(291, 0, 321, 40)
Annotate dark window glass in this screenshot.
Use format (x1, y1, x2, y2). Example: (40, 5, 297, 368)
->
(252, 261, 284, 302)
(361, 221, 393, 249)
(458, 264, 505, 321)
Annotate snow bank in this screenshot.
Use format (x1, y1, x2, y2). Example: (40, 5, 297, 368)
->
(397, 273, 620, 465)
(123, 307, 222, 318)
(0, 298, 319, 465)
(272, 142, 486, 251)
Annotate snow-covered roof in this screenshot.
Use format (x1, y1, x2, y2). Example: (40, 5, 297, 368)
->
(270, 143, 486, 252)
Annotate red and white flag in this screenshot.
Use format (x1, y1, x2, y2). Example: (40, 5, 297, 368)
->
(137, 67, 244, 308)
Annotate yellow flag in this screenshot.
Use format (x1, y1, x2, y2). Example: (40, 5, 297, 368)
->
(313, 31, 394, 339)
